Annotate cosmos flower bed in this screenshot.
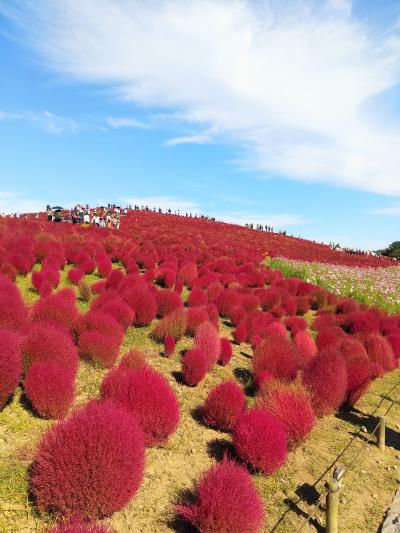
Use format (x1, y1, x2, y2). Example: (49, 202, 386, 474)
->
(271, 257, 400, 314)
(0, 212, 399, 532)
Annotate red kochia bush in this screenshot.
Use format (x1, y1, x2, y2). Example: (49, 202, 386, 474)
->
(285, 316, 307, 335)
(120, 348, 148, 370)
(22, 322, 78, 372)
(186, 307, 209, 336)
(219, 337, 233, 366)
(49, 517, 113, 532)
(316, 326, 345, 351)
(388, 333, 400, 358)
(194, 321, 221, 370)
(293, 330, 317, 367)
(164, 335, 175, 356)
(177, 457, 265, 533)
(182, 348, 209, 386)
(31, 400, 145, 519)
(68, 268, 84, 285)
(123, 285, 157, 326)
(188, 287, 208, 307)
(100, 299, 134, 330)
(233, 408, 288, 475)
(233, 322, 248, 345)
(363, 333, 396, 373)
(252, 336, 298, 382)
(156, 289, 183, 317)
(152, 307, 187, 341)
(0, 274, 28, 332)
(302, 348, 347, 417)
(101, 366, 179, 446)
(31, 288, 78, 330)
(202, 380, 246, 431)
(105, 268, 125, 290)
(24, 361, 75, 419)
(78, 331, 120, 368)
(256, 381, 316, 449)
(0, 329, 22, 409)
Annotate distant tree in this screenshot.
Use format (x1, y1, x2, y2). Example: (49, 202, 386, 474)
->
(377, 241, 400, 260)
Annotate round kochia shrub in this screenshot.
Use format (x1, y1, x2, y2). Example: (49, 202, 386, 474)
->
(0, 329, 22, 409)
(194, 321, 221, 369)
(256, 381, 316, 449)
(22, 322, 78, 372)
(302, 348, 347, 417)
(177, 457, 265, 533)
(202, 380, 246, 431)
(182, 348, 208, 386)
(78, 331, 120, 368)
(25, 361, 75, 419)
(219, 337, 233, 366)
(152, 307, 187, 341)
(31, 400, 145, 519)
(31, 288, 78, 330)
(233, 408, 288, 475)
(49, 518, 114, 532)
(364, 333, 396, 373)
(0, 274, 28, 332)
(252, 336, 298, 382)
(101, 366, 180, 446)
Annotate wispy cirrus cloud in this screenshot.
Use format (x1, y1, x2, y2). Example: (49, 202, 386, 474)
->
(369, 205, 400, 216)
(106, 116, 149, 129)
(0, 108, 148, 134)
(2, 1, 400, 194)
(164, 134, 211, 146)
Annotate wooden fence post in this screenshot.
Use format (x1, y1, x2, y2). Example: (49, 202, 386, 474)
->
(378, 416, 386, 452)
(325, 478, 340, 533)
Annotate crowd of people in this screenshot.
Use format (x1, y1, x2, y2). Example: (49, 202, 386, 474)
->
(46, 204, 127, 229)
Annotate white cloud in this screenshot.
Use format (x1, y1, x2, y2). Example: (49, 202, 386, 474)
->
(0, 191, 44, 214)
(164, 134, 211, 146)
(3, 1, 400, 194)
(106, 116, 148, 128)
(369, 205, 400, 215)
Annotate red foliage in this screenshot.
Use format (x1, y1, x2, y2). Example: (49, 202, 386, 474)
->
(233, 322, 248, 345)
(164, 335, 175, 356)
(342, 311, 380, 335)
(120, 348, 148, 370)
(97, 257, 112, 278)
(295, 296, 311, 315)
(122, 285, 157, 326)
(312, 313, 337, 331)
(194, 321, 221, 369)
(219, 337, 233, 366)
(0, 274, 28, 332)
(99, 299, 135, 330)
(182, 348, 208, 386)
(22, 322, 78, 372)
(363, 333, 397, 373)
(0, 329, 22, 409)
(302, 348, 347, 416)
(177, 262, 198, 287)
(336, 297, 358, 314)
(31, 288, 78, 330)
(68, 268, 84, 285)
(264, 320, 287, 338)
(105, 268, 125, 290)
(316, 326, 346, 351)
(218, 289, 242, 318)
(79, 331, 120, 368)
(177, 457, 265, 533)
(75, 310, 124, 344)
(188, 287, 208, 307)
(387, 333, 400, 358)
(229, 304, 247, 327)
(256, 382, 316, 449)
(285, 316, 307, 335)
(91, 280, 107, 294)
(233, 408, 288, 475)
(152, 307, 187, 341)
(49, 517, 113, 533)
(257, 288, 281, 311)
(24, 361, 75, 419)
(101, 366, 179, 446)
(156, 289, 183, 317)
(252, 336, 298, 382)
(186, 307, 209, 336)
(202, 380, 246, 431)
(241, 294, 260, 312)
(293, 330, 317, 367)
(31, 400, 145, 519)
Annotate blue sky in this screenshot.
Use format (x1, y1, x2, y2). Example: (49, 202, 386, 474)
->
(0, 0, 400, 250)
